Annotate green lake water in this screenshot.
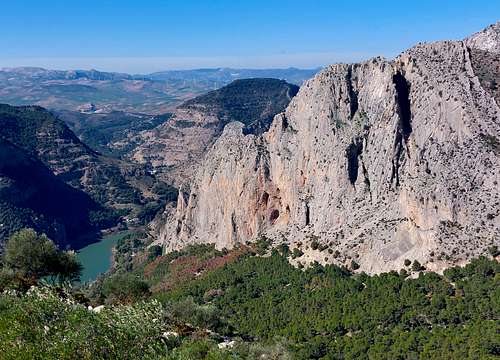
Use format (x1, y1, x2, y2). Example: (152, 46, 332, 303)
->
(76, 231, 130, 283)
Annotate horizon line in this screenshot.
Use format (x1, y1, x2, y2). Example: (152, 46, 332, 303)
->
(0, 51, 391, 74)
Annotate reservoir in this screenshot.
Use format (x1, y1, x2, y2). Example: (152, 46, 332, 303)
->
(76, 231, 130, 283)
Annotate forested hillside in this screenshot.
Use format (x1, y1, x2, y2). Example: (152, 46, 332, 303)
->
(0, 232, 498, 359)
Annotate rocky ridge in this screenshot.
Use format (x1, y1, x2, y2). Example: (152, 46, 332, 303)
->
(157, 24, 500, 273)
(129, 79, 299, 186)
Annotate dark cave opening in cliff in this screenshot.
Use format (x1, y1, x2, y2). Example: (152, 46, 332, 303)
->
(261, 192, 270, 206)
(305, 203, 310, 226)
(392, 72, 412, 140)
(346, 138, 363, 185)
(270, 209, 280, 222)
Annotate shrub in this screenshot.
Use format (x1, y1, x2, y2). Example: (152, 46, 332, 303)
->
(350, 260, 360, 270)
(276, 243, 290, 257)
(102, 273, 150, 304)
(148, 245, 163, 260)
(255, 236, 271, 255)
(412, 260, 424, 272)
(292, 248, 304, 259)
(168, 297, 223, 331)
(3, 228, 82, 283)
(488, 245, 499, 257)
(404, 259, 411, 267)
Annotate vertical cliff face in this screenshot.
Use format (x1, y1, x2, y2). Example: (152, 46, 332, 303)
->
(158, 24, 500, 273)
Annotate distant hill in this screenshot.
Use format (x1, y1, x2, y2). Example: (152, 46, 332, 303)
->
(0, 67, 317, 114)
(0, 67, 133, 81)
(0, 104, 177, 228)
(0, 137, 103, 249)
(129, 78, 300, 186)
(179, 78, 299, 134)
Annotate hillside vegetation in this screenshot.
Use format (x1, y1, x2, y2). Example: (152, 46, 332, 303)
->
(2, 229, 494, 359)
(0, 227, 498, 359)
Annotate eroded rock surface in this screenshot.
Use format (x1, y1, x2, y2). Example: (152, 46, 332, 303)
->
(158, 24, 500, 273)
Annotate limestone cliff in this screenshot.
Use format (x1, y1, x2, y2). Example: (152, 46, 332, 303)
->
(158, 24, 500, 273)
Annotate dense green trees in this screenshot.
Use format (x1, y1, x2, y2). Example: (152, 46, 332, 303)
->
(158, 252, 499, 359)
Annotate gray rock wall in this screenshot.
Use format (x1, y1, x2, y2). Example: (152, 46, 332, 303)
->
(157, 24, 500, 273)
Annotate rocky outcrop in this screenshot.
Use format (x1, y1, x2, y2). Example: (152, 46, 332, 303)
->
(467, 23, 500, 105)
(465, 21, 500, 53)
(158, 24, 500, 273)
(130, 79, 299, 186)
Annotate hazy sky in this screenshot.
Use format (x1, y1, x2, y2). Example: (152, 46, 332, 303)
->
(1, 0, 498, 73)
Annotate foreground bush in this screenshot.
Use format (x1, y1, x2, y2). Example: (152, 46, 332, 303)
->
(2, 228, 82, 284)
(0, 286, 228, 359)
(0, 287, 169, 359)
(0, 285, 290, 359)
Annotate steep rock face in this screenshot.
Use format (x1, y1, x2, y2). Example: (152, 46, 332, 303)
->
(130, 108, 223, 186)
(159, 25, 500, 273)
(130, 79, 299, 186)
(156, 122, 274, 250)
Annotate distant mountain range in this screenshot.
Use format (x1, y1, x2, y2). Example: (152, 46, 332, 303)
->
(0, 67, 318, 114)
(145, 67, 319, 85)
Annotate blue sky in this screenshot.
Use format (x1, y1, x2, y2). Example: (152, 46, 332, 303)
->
(0, 0, 498, 73)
